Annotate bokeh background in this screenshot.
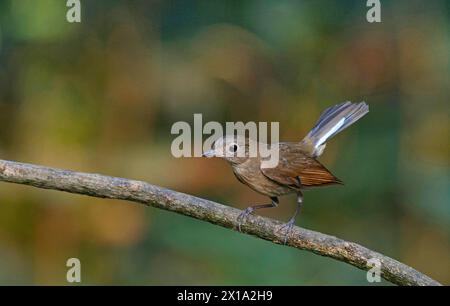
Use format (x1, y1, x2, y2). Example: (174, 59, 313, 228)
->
(0, 0, 448, 285)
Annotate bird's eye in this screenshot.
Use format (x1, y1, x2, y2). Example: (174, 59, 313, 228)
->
(229, 144, 238, 153)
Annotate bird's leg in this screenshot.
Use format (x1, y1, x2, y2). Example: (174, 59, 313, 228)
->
(237, 197, 279, 232)
(279, 191, 303, 244)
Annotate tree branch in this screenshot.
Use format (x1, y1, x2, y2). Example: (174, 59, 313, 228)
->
(0, 159, 441, 286)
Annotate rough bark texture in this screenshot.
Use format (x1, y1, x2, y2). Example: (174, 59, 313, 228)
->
(0, 159, 441, 286)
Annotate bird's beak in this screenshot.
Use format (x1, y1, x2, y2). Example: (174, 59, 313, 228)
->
(202, 150, 215, 158)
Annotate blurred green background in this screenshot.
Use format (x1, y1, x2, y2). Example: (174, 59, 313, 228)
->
(0, 0, 448, 285)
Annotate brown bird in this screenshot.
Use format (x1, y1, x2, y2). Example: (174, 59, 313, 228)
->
(202, 101, 369, 242)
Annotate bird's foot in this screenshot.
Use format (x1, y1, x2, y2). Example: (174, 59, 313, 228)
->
(278, 219, 296, 245)
(236, 207, 254, 232)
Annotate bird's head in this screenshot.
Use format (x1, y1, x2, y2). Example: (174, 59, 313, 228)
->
(202, 135, 255, 165)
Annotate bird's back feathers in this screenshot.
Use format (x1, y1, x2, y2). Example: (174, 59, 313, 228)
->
(260, 143, 342, 189)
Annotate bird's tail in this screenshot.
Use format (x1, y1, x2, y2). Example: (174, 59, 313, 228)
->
(301, 101, 369, 157)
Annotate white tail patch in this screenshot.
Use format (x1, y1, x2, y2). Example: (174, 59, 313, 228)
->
(315, 117, 345, 149)
(301, 101, 369, 158)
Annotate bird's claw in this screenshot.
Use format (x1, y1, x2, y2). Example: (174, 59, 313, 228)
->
(278, 219, 295, 245)
(237, 207, 254, 232)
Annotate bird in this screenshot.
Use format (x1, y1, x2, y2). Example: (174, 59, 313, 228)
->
(202, 101, 369, 242)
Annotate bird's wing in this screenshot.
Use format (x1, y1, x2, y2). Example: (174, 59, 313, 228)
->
(260, 143, 342, 188)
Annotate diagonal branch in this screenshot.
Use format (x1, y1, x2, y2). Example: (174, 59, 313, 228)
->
(0, 159, 441, 286)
